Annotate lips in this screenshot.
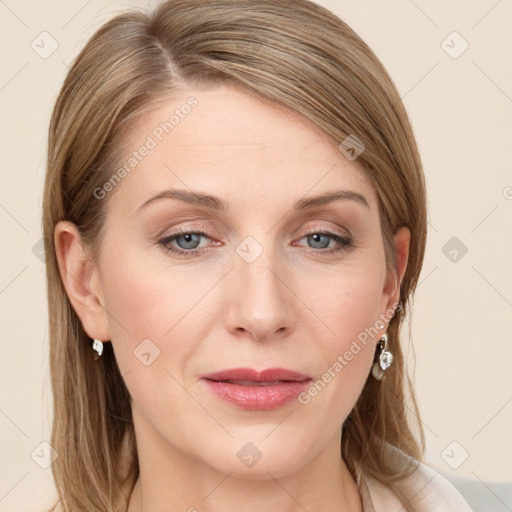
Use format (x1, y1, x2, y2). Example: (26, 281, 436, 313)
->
(201, 367, 312, 411)
(201, 367, 311, 383)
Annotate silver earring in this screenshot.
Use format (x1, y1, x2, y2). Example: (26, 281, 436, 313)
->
(371, 333, 393, 381)
(92, 338, 104, 357)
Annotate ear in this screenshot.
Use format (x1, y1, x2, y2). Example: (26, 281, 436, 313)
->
(54, 221, 111, 343)
(381, 226, 410, 314)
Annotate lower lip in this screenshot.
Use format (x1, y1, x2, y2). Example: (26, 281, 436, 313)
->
(202, 379, 312, 410)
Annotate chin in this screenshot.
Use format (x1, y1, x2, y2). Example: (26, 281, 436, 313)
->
(199, 434, 318, 480)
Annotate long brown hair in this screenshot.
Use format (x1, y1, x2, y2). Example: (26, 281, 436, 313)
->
(43, 1, 427, 510)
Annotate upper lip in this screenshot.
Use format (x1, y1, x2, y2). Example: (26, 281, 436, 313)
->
(201, 367, 311, 382)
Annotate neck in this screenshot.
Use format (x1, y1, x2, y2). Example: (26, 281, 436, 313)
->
(126, 411, 363, 512)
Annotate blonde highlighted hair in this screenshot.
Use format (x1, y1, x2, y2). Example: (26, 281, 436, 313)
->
(43, 0, 427, 510)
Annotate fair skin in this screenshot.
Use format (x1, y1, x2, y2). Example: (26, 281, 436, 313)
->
(55, 84, 409, 512)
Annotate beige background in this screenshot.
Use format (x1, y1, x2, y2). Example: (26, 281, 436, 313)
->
(1, 0, 511, 510)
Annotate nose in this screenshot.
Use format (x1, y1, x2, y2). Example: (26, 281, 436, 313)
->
(223, 243, 297, 342)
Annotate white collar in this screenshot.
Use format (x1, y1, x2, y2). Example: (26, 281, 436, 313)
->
(356, 445, 473, 512)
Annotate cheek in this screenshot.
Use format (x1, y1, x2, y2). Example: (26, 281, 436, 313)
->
(99, 245, 219, 380)
(99, 255, 203, 421)
(100, 242, 204, 335)
(97, 248, 172, 369)
(298, 262, 385, 344)
(295, 265, 384, 412)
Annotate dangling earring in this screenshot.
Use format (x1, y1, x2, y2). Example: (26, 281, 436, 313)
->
(371, 332, 393, 381)
(92, 338, 104, 358)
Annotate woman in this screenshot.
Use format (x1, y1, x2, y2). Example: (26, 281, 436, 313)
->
(42, 0, 473, 510)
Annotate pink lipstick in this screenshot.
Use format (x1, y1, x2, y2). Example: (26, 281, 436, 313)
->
(201, 367, 312, 411)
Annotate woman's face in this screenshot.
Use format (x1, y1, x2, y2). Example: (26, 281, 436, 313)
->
(60, 84, 408, 480)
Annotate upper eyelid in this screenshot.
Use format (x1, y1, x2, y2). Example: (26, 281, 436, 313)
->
(164, 223, 349, 234)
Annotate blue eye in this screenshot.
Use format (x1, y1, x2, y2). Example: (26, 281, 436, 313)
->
(157, 228, 353, 258)
(305, 233, 341, 249)
(295, 230, 353, 254)
(158, 229, 212, 258)
(171, 232, 203, 250)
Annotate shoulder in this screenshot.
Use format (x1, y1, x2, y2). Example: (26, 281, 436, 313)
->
(363, 444, 474, 512)
(365, 469, 473, 511)
(400, 462, 474, 511)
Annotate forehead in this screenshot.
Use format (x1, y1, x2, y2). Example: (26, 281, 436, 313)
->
(109, 84, 378, 215)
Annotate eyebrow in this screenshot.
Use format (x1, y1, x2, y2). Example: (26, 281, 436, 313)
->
(135, 188, 370, 215)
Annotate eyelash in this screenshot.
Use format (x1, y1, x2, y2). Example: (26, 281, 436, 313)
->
(157, 226, 354, 259)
